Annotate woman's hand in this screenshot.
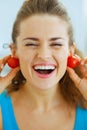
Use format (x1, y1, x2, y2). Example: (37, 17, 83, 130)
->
(67, 58, 87, 100)
(0, 55, 20, 93)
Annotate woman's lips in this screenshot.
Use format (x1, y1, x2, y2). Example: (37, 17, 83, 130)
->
(33, 64, 56, 78)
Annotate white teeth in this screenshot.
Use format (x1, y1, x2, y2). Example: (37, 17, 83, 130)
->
(34, 65, 55, 70)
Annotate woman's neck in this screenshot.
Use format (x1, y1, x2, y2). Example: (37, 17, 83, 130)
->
(21, 83, 65, 112)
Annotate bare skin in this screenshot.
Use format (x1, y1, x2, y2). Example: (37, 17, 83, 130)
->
(0, 83, 76, 130)
(9, 84, 76, 130)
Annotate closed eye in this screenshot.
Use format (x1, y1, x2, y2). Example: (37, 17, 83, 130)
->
(50, 43, 63, 46)
(25, 43, 38, 46)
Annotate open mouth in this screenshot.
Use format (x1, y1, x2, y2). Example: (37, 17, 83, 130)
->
(33, 65, 56, 75)
(35, 69, 54, 74)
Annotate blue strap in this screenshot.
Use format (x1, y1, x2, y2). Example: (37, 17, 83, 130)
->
(0, 91, 19, 130)
(74, 106, 87, 130)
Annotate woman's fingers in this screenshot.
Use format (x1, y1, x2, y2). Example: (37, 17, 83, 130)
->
(67, 67, 81, 87)
(0, 67, 20, 93)
(0, 55, 11, 72)
(0, 55, 20, 93)
(67, 66, 87, 100)
(79, 58, 87, 77)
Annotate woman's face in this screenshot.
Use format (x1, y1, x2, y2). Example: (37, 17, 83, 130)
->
(16, 14, 69, 90)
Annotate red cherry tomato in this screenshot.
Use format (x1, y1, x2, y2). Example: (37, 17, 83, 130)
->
(67, 55, 80, 68)
(7, 57, 19, 68)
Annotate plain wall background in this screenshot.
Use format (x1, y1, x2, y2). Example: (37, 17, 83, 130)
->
(0, 0, 87, 58)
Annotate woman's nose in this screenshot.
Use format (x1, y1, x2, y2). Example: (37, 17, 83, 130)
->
(37, 46, 52, 60)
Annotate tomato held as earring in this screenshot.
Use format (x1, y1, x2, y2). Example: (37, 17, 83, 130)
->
(7, 57, 19, 68)
(67, 55, 80, 69)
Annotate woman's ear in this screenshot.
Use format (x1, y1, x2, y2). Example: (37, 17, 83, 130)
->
(9, 43, 17, 57)
(69, 43, 76, 56)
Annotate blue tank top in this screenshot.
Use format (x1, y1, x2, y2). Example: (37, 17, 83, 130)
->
(0, 91, 19, 130)
(0, 91, 87, 130)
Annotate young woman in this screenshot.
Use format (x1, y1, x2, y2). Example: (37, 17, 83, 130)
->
(0, 0, 87, 129)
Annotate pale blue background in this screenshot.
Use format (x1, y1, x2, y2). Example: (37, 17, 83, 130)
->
(0, 0, 87, 58)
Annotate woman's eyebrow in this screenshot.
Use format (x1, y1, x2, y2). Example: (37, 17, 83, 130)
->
(49, 37, 65, 41)
(22, 37, 39, 41)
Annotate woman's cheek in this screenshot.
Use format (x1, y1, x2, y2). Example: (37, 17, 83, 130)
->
(59, 51, 68, 61)
(58, 52, 68, 69)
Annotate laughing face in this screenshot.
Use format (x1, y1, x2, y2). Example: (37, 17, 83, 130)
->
(15, 14, 69, 90)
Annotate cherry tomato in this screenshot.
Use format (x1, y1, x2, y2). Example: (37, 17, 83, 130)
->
(7, 57, 19, 68)
(67, 55, 80, 68)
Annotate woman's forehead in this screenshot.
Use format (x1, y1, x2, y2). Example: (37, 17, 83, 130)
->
(20, 14, 68, 27)
(19, 14, 69, 37)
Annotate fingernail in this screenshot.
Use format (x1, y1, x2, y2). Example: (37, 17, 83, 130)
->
(1, 64, 4, 69)
(80, 61, 84, 65)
